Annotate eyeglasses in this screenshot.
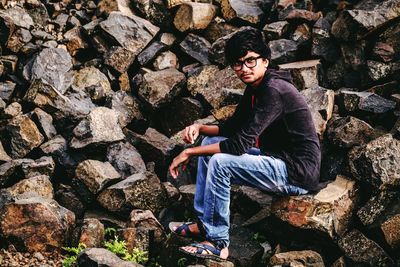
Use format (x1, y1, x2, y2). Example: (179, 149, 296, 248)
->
(231, 56, 263, 71)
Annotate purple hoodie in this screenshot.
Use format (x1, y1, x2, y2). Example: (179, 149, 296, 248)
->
(218, 69, 324, 192)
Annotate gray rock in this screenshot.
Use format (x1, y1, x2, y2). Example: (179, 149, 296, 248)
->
(96, 0, 135, 17)
(104, 46, 136, 74)
(97, 171, 168, 216)
(25, 48, 73, 94)
(229, 227, 264, 266)
(187, 65, 245, 109)
(338, 90, 396, 115)
(153, 51, 179, 70)
(77, 248, 142, 267)
(20, 156, 55, 179)
(84, 210, 127, 229)
(263, 21, 289, 40)
(0, 196, 75, 252)
(348, 134, 400, 188)
(338, 229, 394, 266)
(78, 218, 105, 248)
(367, 60, 392, 81)
(180, 33, 211, 65)
(5, 114, 44, 159)
(107, 141, 146, 178)
(269, 39, 299, 65)
(202, 17, 239, 44)
(311, 18, 339, 63)
(30, 108, 57, 140)
(72, 66, 112, 103)
(99, 12, 159, 55)
(131, 0, 172, 28)
(156, 97, 203, 137)
(127, 209, 165, 245)
(278, 59, 322, 90)
(137, 41, 167, 66)
(55, 184, 86, 219)
(6, 175, 53, 199)
(124, 128, 177, 178)
(105, 91, 146, 129)
(220, 0, 267, 25)
(300, 86, 335, 138)
(326, 116, 376, 148)
(26, 2, 49, 27)
(0, 7, 34, 29)
(7, 28, 32, 53)
(270, 250, 324, 267)
(340, 41, 366, 71)
(137, 68, 186, 109)
(75, 160, 121, 195)
(0, 82, 15, 103)
(0, 158, 32, 187)
(70, 107, 125, 149)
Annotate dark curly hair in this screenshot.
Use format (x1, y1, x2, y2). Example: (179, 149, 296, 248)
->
(225, 28, 271, 65)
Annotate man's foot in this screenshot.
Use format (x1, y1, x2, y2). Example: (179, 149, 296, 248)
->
(179, 241, 229, 261)
(168, 222, 201, 238)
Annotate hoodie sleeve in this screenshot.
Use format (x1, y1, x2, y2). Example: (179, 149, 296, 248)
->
(219, 86, 283, 155)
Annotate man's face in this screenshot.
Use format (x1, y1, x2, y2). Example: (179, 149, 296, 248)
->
(232, 51, 269, 87)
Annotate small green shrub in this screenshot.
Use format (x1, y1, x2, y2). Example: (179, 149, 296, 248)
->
(62, 243, 87, 267)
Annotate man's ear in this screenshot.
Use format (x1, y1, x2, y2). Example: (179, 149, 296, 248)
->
(264, 59, 269, 68)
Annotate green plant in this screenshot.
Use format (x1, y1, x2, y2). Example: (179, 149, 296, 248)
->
(62, 243, 87, 267)
(251, 232, 267, 242)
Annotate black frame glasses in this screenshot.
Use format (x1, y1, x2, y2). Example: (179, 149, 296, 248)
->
(231, 56, 263, 71)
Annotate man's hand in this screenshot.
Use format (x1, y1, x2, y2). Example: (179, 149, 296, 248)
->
(183, 124, 201, 144)
(169, 149, 191, 179)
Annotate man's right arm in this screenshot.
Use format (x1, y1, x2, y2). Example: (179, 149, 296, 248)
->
(199, 124, 219, 136)
(183, 123, 219, 144)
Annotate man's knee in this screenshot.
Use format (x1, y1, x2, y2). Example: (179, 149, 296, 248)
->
(209, 153, 229, 169)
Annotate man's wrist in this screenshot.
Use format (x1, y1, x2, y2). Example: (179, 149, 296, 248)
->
(185, 147, 194, 156)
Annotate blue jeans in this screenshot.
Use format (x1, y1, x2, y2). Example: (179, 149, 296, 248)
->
(194, 136, 308, 249)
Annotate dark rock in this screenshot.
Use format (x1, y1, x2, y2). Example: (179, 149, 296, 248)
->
(278, 59, 322, 90)
(323, 58, 346, 89)
(173, 2, 217, 32)
(220, 0, 267, 25)
(64, 27, 88, 57)
(372, 42, 396, 62)
(180, 33, 211, 65)
(0, 141, 11, 163)
(348, 134, 400, 188)
(203, 17, 239, 44)
(97, 171, 168, 216)
(156, 97, 203, 137)
(269, 39, 299, 65)
(84, 210, 126, 229)
(270, 250, 324, 267)
(30, 108, 57, 140)
(0, 196, 75, 252)
(7, 28, 32, 53)
(107, 141, 146, 178)
(311, 17, 339, 63)
(77, 248, 142, 267)
(367, 60, 392, 81)
(104, 46, 136, 74)
(55, 184, 86, 219)
(137, 41, 167, 66)
(78, 218, 105, 248)
(229, 227, 263, 267)
(127, 209, 165, 245)
(338, 229, 394, 266)
(132, 0, 172, 28)
(0, 159, 32, 187)
(0, 82, 15, 103)
(290, 23, 312, 46)
(20, 156, 55, 179)
(263, 21, 289, 40)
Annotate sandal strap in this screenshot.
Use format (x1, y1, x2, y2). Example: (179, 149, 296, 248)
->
(174, 222, 196, 235)
(190, 243, 221, 256)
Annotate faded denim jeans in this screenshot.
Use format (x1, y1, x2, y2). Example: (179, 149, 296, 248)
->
(194, 136, 308, 249)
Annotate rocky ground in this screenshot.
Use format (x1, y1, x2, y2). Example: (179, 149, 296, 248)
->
(0, 0, 399, 266)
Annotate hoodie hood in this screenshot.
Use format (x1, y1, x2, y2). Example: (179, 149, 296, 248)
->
(265, 68, 294, 84)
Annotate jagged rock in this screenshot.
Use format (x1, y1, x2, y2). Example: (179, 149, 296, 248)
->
(153, 51, 179, 70)
(132, 0, 172, 28)
(106, 141, 146, 178)
(180, 33, 211, 65)
(338, 229, 394, 266)
(337, 90, 396, 115)
(0, 82, 15, 102)
(0, 55, 18, 74)
(0, 7, 34, 29)
(279, 7, 322, 22)
(55, 184, 85, 219)
(4, 114, 44, 159)
(367, 60, 392, 81)
(0, 141, 11, 163)
(77, 248, 142, 267)
(124, 128, 177, 178)
(300, 86, 335, 138)
(381, 214, 400, 249)
(173, 2, 217, 32)
(84, 210, 126, 229)
(163, 181, 180, 201)
(6, 175, 53, 199)
(290, 23, 312, 46)
(348, 134, 400, 188)
(20, 156, 55, 179)
(269, 39, 299, 65)
(127, 209, 165, 245)
(278, 59, 322, 90)
(326, 116, 376, 148)
(1, 102, 22, 119)
(118, 227, 150, 254)
(99, 12, 159, 55)
(97, 171, 168, 216)
(340, 41, 366, 71)
(332, 0, 400, 41)
(270, 250, 324, 267)
(137, 68, 186, 110)
(0, 196, 75, 252)
(24, 48, 73, 94)
(263, 21, 289, 40)
(70, 107, 125, 149)
(229, 227, 264, 266)
(75, 160, 121, 195)
(220, 0, 267, 25)
(105, 91, 146, 129)
(72, 66, 112, 103)
(0, 13, 15, 46)
(104, 46, 136, 74)
(311, 18, 339, 63)
(372, 42, 395, 62)
(203, 17, 238, 44)
(7, 28, 32, 53)
(0, 159, 32, 187)
(30, 108, 57, 140)
(156, 97, 203, 137)
(271, 175, 358, 238)
(367, 80, 399, 98)
(64, 26, 87, 56)
(79, 218, 105, 248)
(187, 65, 245, 109)
(137, 41, 167, 66)
(96, 0, 135, 17)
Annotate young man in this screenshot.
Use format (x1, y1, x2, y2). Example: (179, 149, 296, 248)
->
(168, 28, 322, 261)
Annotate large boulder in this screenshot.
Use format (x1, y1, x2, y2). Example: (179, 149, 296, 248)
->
(77, 248, 143, 267)
(107, 141, 146, 178)
(278, 60, 322, 91)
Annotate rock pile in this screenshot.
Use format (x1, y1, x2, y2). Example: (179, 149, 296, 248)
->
(0, 0, 399, 266)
